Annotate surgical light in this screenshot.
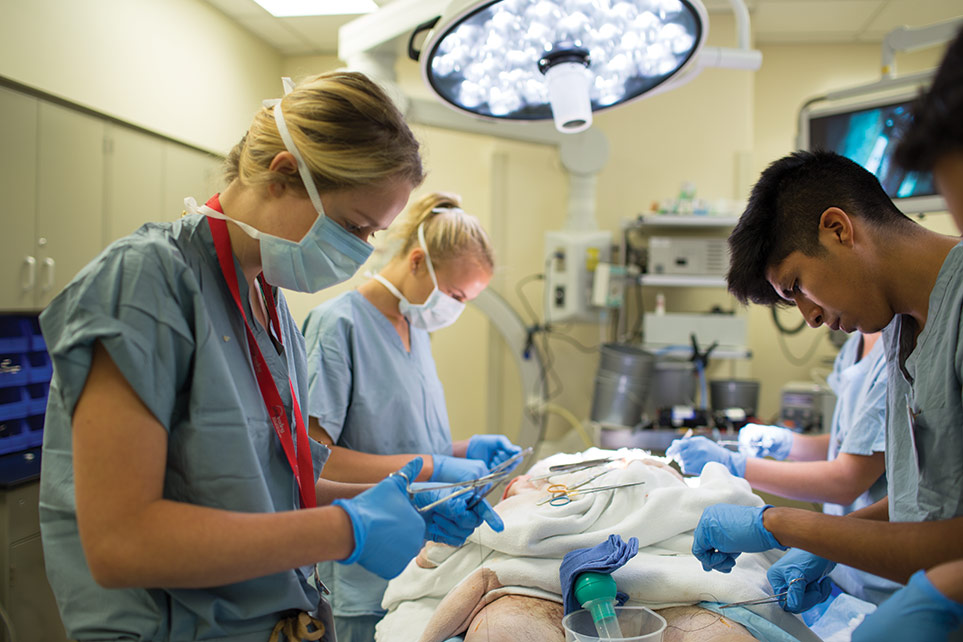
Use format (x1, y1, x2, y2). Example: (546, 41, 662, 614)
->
(415, 0, 707, 133)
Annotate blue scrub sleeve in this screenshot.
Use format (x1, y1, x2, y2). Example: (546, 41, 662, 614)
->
(40, 244, 194, 431)
(303, 312, 352, 443)
(836, 385, 887, 455)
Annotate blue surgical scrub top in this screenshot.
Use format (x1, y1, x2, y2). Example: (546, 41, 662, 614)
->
(884, 241, 963, 523)
(823, 332, 900, 604)
(302, 290, 452, 617)
(39, 214, 330, 642)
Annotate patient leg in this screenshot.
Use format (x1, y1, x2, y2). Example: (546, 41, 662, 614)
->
(658, 605, 755, 642)
(464, 595, 564, 642)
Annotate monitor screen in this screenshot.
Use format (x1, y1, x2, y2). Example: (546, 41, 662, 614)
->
(802, 91, 945, 214)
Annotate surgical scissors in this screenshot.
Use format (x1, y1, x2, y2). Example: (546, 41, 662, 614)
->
(534, 470, 611, 505)
(539, 479, 646, 507)
(718, 578, 805, 609)
(395, 447, 533, 512)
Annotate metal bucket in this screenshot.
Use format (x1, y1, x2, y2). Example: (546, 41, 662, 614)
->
(709, 379, 760, 414)
(647, 359, 696, 413)
(589, 343, 655, 428)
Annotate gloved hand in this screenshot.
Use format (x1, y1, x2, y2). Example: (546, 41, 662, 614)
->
(431, 454, 489, 483)
(666, 436, 747, 477)
(767, 548, 836, 612)
(691, 504, 786, 573)
(334, 458, 427, 580)
(466, 435, 523, 470)
(410, 483, 505, 546)
(852, 569, 963, 642)
(738, 424, 794, 460)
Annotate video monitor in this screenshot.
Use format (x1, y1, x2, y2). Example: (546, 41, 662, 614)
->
(800, 89, 945, 214)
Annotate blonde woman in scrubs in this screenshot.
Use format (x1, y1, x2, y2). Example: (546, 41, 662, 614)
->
(302, 192, 521, 641)
(38, 73, 499, 642)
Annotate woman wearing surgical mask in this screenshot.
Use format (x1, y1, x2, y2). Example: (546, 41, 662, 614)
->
(38, 73, 501, 642)
(301, 192, 521, 642)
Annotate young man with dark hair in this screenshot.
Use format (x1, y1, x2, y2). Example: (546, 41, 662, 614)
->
(687, 149, 963, 632)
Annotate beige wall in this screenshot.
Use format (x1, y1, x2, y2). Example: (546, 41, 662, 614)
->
(2, 0, 956, 441)
(0, 0, 281, 154)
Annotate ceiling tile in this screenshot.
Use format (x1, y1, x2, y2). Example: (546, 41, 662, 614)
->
(204, 0, 269, 18)
(234, 15, 311, 54)
(281, 15, 353, 54)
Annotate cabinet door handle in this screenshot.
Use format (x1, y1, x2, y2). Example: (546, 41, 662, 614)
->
(41, 257, 56, 292)
(21, 256, 36, 291)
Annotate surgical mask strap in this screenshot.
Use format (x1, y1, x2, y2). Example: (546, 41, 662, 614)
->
(371, 273, 410, 305)
(185, 196, 266, 241)
(263, 78, 327, 218)
(417, 222, 440, 288)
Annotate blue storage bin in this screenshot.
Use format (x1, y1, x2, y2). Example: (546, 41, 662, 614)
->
(26, 382, 49, 415)
(28, 316, 46, 352)
(0, 386, 27, 421)
(0, 318, 29, 354)
(0, 354, 28, 388)
(24, 414, 44, 448)
(26, 351, 52, 384)
(0, 418, 29, 456)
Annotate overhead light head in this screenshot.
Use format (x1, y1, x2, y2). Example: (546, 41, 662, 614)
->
(417, 0, 707, 134)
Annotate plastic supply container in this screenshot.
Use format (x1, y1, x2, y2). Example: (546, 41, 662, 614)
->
(563, 606, 667, 641)
(575, 572, 623, 639)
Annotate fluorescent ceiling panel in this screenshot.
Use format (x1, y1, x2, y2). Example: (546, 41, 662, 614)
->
(251, 0, 377, 17)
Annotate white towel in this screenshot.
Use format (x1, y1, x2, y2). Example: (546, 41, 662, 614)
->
(378, 448, 821, 642)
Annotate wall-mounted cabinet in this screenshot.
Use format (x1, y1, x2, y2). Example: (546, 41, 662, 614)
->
(0, 85, 222, 313)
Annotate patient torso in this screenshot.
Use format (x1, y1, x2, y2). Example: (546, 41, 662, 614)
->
(464, 600, 754, 642)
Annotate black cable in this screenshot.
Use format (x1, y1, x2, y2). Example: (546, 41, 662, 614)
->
(630, 282, 645, 341)
(545, 329, 600, 354)
(771, 305, 807, 335)
(515, 273, 543, 326)
(775, 327, 825, 366)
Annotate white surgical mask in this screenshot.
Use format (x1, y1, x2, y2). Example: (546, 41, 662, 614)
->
(190, 78, 373, 293)
(372, 223, 465, 332)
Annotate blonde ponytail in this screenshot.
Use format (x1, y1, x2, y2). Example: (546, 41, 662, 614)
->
(391, 192, 494, 270)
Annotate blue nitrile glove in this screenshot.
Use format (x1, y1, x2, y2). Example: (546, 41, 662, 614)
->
(692, 504, 786, 573)
(334, 458, 427, 580)
(738, 424, 794, 460)
(410, 484, 505, 546)
(852, 570, 963, 642)
(431, 454, 489, 483)
(666, 436, 747, 477)
(559, 534, 640, 615)
(466, 434, 523, 470)
(767, 548, 836, 613)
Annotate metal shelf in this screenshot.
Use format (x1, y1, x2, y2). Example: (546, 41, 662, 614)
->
(642, 344, 752, 360)
(636, 214, 739, 227)
(639, 274, 727, 287)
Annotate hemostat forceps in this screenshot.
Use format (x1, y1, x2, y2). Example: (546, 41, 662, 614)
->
(541, 481, 647, 506)
(395, 447, 533, 513)
(718, 578, 805, 609)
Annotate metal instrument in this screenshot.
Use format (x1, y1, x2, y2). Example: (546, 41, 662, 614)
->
(539, 475, 646, 507)
(718, 578, 805, 609)
(529, 458, 616, 482)
(395, 447, 533, 512)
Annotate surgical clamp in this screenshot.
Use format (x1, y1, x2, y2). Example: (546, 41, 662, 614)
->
(395, 447, 533, 512)
(718, 578, 805, 609)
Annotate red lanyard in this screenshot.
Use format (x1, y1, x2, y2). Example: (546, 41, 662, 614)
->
(205, 195, 316, 509)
